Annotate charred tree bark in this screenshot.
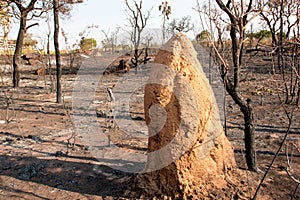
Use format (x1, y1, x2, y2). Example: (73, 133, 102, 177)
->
(223, 75, 258, 171)
(133, 48, 139, 72)
(216, 0, 257, 172)
(242, 99, 256, 170)
(53, 0, 62, 103)
(12, 0, 39, 87)
(13, 17, 26, 87)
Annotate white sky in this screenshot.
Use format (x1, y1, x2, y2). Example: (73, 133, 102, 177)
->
(60, 0, 202, 37)
(9, 0, 204, 50)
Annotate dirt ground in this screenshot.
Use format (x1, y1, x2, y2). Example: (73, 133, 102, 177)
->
(0, 50, 299, 199)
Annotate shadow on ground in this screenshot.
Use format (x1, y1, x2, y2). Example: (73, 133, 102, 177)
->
(0, 154, 135, 198)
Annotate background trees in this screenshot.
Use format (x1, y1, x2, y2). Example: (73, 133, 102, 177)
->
(101, 27, 120, 54)
(166, 15, 194, 36)
(259, 0, 299, 47)
(259, 0, 300, 105)
(0, 1, 12, 54)
(124, 0, 151, 73)
(3, 0, 83, 101)
(195, 30, 213, 48)
(79, 37, 97, 53)
(7, 0, 47, 87)
(159, 1, 171, 44)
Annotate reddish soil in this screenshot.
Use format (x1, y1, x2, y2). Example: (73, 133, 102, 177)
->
(0, 51, 299, 199)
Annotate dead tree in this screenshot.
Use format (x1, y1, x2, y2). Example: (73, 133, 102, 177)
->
(0, 2, 12, 55)
(8, 0, 46, 87)
(214, 0, 259, 171)
(124, 0, 152, 74)
(53, 0, 84, 103)
(159, 1, 171, 44)
(141, 34, 153, 64)
(259, 0, 300, 104)
(166, 15, 194, 36)
(53, 0, 62, 103)
(101, 27, 120, 54)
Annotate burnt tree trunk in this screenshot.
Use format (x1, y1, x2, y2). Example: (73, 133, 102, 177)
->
(53, 0, 62, 103)
(216, 0, 257, 172)
(12, 0, 39, 87)
(229, 27, 257, 171)
(223, 75, 257, 171)
(13, 17, 27, 87)
(47, 29, 54, 93)
(242, 99, 256, 170)
(133, 48, 139, 73)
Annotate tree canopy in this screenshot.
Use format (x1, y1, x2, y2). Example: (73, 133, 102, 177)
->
(79, 37, 97, 53)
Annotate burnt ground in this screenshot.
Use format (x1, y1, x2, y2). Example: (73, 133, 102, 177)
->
(0, 50, 299, 199)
